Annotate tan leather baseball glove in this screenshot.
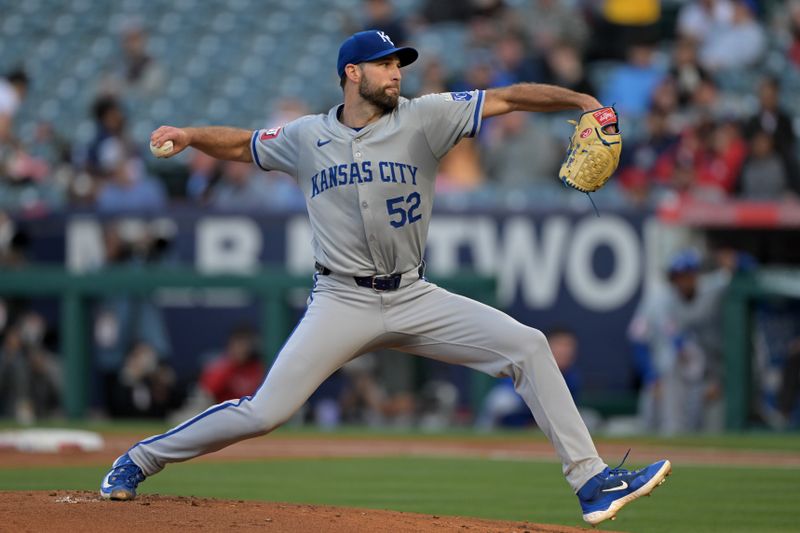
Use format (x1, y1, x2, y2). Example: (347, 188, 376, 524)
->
(559, 106, 622, 193)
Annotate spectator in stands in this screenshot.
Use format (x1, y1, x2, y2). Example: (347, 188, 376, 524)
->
(101, 19, 166, 100)
(362, 0, 408, 45)
(618, 109, 681, 205)
(476, 327, 582, 429)
(209, 161, 274, 210)
(108, 341, 180, 418)
(628, 248, 744, 435)
(785, 1, 800, 69)
(491, 31, 542, 86)
(27, 122, 61, 165)
(676, 0, 734, 43)
(0, 151, 55, 215)
(743, 76, 800, 194)
(649, 77, 690, 133)
(655, 75, 744, 204)
(419, 0, 473, 24)
(0, 311, 61, 423)
(416, 56, 449, 96)
(687, 75, 718, 113)
(420, 0, 504, 25)
(737, 129, 789, 200)
(95, 138, 167, 212)
(185, 150, 222, 202)
(541, 42, 596, 97)
(86, 95, 159, 210)
(668, 38, 711, 108)
(86, 95, 128, 179)
(521, 0, 590, 55)
(199, 325, 265, 404)
(694, 120, 748, 200)
(599, 42, 666, 121)
(697, 0, 766, 72)
(585, 0, 661, 62)
(0, 69, 61, 215)
(481, 111, 561, 191)
(0, 68, 28, 146)
(450, 49, 495, 93)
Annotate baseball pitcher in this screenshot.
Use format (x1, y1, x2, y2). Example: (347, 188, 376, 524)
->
(100, 30, 669, 526)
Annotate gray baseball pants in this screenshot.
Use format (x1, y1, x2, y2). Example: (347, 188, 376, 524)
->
(128, 270, 607, 491)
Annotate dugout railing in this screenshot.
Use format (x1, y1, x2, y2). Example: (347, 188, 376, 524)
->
(0, 266, 496, 419)
(724, 268, 800, 431)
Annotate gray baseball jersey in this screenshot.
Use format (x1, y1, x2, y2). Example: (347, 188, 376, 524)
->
(250, 91, 485, 276)
(120, 91, 607, 497)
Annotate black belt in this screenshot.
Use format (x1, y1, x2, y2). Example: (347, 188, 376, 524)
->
(315, 261, 425, 292)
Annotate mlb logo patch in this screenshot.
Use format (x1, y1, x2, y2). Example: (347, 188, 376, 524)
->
(260, 127, 282, 141)
(442, 91, 473, 102)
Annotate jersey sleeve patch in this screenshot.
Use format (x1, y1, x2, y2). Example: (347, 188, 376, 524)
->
(259, 127, 282, 141)
(441, 91, 473, 102)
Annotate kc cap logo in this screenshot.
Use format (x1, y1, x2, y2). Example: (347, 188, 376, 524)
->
(376, 31, 393, 45)
(337, 30, 419, 77)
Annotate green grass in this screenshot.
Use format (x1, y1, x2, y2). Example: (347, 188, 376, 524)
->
(1, 457, 798, 532)
(2, 420, 800, 452)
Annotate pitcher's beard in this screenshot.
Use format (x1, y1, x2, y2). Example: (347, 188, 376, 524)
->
(359, 78, 399, 113)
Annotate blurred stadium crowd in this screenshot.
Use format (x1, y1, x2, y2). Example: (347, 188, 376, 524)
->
(2, 0, 800, 430)
(2, 0, 800, 215)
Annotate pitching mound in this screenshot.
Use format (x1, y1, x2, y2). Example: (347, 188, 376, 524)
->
(0, 491, 601, 532)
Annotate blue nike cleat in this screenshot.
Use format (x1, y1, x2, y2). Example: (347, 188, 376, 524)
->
(99, 453, 146, 501)
(577, 451, 671, 526)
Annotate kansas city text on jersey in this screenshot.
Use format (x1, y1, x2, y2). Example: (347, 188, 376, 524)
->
(309, 160, 419, 198)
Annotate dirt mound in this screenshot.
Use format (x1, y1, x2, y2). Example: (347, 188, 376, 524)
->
(0, 491, 600, 532)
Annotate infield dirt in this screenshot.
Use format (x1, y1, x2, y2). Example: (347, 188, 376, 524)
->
(1, 490, 606, 533)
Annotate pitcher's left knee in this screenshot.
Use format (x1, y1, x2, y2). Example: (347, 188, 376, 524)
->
(510, 327, 557, 368)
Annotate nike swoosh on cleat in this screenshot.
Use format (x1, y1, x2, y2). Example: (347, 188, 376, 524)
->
(101, 477, 113, 490)
(601, 481, 628, 492)
(317, 139, 331, 147)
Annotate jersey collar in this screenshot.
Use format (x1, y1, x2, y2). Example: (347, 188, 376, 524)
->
(326, 98, 408, 138)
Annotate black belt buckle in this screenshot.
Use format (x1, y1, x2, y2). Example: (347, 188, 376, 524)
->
(371, 274, 396, 291)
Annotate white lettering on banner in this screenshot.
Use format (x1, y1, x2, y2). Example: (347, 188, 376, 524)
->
(566, 216, 641, 311)
(278, 213, 646, 311)
(66, 218, 104, 272)
(496, 216, 570, 307)
(66, 213, 645, 312)
(196, 217, 262, 273)
(425, 217, 496, 275)
(426, 215, 643, 308)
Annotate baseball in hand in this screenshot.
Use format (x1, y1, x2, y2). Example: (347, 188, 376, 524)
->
(149, 140, 174, 158)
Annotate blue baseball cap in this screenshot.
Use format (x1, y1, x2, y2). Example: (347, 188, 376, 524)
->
(337, 30, 418, 78)
(667, 249, 701, 274)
